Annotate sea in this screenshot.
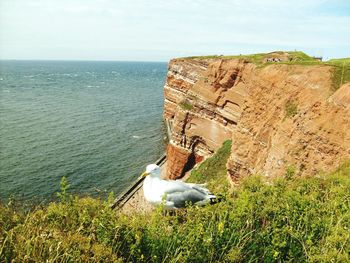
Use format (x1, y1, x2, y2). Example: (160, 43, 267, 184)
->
(0, 60, 168, 202)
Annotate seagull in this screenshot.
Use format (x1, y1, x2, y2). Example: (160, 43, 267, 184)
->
(141, 164, 219, 209)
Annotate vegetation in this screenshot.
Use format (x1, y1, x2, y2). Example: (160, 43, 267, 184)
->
(284, 165, 297, 180)
(328, 58, 350, 64)
(285, 101, 298, 118)
(181, 51, 315, 65)
(187, 139, 232, 193)
(1, 151, 350, 262)
(179, 100, 193, 111)
(327, 58, 350, 91)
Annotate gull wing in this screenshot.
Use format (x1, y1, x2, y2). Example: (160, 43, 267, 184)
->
(165, 189, 207, 208)
(159, 180, 213, 208)
(160, 180, 193, 194)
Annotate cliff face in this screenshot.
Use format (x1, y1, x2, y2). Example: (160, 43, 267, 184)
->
(227, 66, 350, 180)
(164, 58, 250, 179)
(164, 54, 350, 180)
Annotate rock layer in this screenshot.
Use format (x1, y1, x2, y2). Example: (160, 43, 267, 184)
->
(164, 56, 350, 180)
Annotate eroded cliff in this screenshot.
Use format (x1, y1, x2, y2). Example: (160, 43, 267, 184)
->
(163, 52, 350, 181)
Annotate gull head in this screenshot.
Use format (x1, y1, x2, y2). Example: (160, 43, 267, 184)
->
(141, 164, 161, 178)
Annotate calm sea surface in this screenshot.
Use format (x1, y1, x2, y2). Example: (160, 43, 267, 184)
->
(0, 61, 167, 201)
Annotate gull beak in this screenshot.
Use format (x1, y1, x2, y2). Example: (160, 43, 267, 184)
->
(141, 171, 150, 178)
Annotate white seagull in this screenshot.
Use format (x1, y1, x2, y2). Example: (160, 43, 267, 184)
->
(141, 164, 218, 209)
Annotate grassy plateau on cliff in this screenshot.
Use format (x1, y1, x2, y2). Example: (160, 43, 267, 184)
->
(1, 139, 350, 262)
(182, 51, 350, 91)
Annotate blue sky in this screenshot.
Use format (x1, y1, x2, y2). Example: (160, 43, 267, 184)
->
(0, 0, 349, 61)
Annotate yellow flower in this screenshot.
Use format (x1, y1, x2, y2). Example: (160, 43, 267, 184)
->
(218, 222, 224, 233)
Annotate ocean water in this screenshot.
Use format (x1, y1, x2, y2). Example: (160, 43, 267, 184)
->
(0, 61, 167, 201)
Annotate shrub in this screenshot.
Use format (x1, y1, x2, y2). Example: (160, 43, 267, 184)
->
(285, 165, 297, 180)
(56, 176, 73, 204)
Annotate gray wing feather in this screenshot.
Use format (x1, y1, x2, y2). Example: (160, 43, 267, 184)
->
(166, 189, 206, 208)
(191, 185, 212, 195)
(163, 181, 211, 195)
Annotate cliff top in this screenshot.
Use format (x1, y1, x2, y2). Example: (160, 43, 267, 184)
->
(179, 51, 349, 65)
(180, 51, 312, 63)
(175, 51, 350, 91)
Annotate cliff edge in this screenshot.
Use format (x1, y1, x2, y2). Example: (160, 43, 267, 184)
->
(163, 52, 350, 181)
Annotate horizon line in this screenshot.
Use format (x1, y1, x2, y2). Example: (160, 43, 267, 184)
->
(0, 58, 168, 63)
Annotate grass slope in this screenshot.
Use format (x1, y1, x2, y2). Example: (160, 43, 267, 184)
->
(187, 139, 232, 193)
(327, 58, 350, 91)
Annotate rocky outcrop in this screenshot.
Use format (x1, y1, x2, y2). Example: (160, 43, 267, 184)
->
(164, 53, 350, 180)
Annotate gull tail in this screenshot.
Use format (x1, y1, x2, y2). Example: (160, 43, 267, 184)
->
(209, 194, 223, 205)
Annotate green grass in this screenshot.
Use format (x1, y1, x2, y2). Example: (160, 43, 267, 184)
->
(187, 139, 232, 193)
(179, 100, 193, 111)
(327, 58, 350, 91)
(285, 101, 298, 118)
(1, 160, 350, 262)
(328, 58, 350, 64)
(182, 51, 315, 65)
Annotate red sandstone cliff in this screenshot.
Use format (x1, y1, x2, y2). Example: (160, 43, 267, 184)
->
(163, 52, 350, 181)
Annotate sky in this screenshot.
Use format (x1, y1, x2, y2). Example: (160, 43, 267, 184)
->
(0, 0, 349, 61)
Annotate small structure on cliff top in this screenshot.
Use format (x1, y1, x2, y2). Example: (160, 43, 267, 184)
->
(266, 57, 283, 62)
(263, 52, 290, 63)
